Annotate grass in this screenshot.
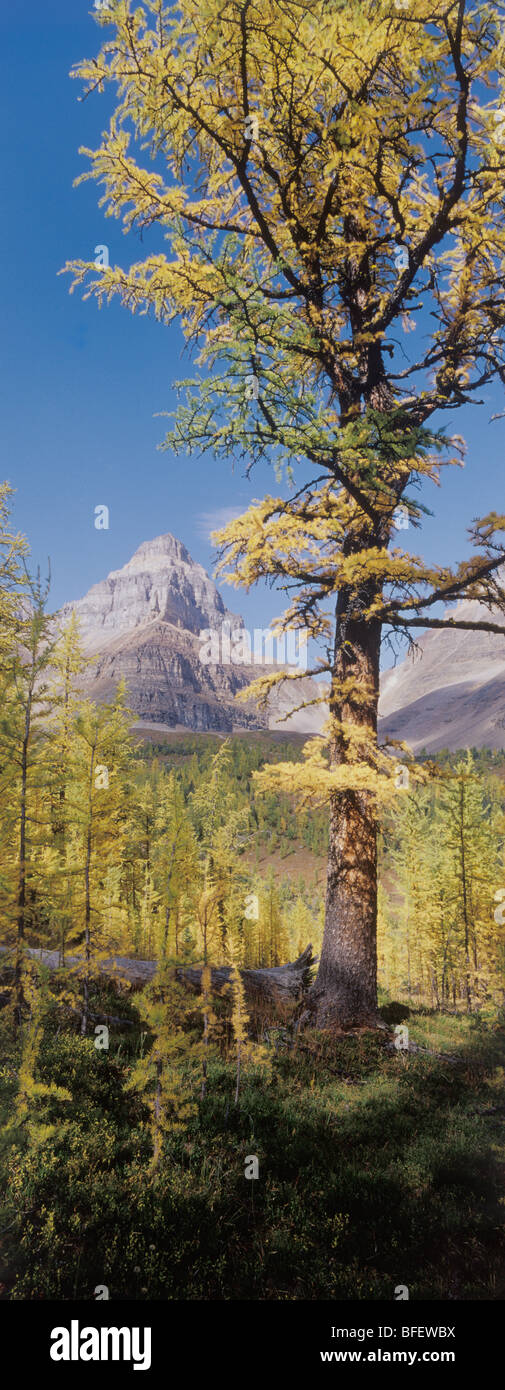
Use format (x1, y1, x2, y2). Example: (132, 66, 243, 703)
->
(0, 1000, 504, 1301)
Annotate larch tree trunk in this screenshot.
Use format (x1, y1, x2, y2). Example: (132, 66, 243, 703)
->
(310, 575, 383, 1029)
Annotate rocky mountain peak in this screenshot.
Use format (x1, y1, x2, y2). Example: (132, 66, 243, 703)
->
(56, 532, 326, 735)
(59, 533, 242, 650)
(127, 533, 193, 568)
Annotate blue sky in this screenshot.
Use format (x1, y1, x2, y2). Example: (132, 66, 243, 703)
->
(1, 0, 504, 663)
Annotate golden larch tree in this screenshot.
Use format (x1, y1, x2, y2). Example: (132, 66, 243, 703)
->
(65, 0, 505, 1026)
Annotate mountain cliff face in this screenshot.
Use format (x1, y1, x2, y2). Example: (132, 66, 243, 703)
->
(59, 535, 326, 735)
(379, 593, 505, 752)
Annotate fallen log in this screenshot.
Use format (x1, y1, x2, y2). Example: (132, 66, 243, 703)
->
(0, 943, 316, 1007)
(175, 944, 316, 1004)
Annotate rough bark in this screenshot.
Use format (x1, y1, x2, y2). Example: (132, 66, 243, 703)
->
(309, 578, 382, 1029)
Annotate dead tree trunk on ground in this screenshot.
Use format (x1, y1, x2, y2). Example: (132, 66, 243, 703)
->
(1, 944, 316, 1012)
